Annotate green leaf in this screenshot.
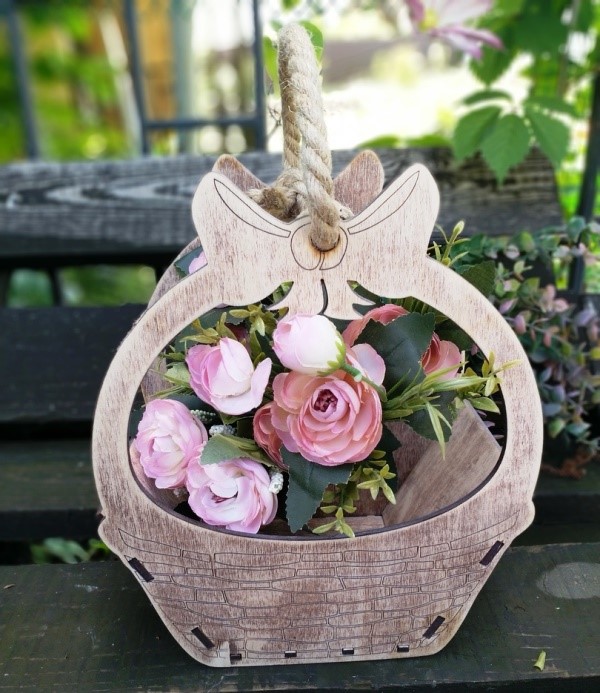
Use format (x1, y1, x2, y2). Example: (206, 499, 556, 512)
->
(262, 36, 278, 90)
(459, 260, 497, 297)
(512, 10, 567, 54)
(470, 45, 515, 85)
(525, 95, 577, 117)
(283, 449, 354, 532)
(480, 114, 531, 183)
(201, 435, 270, 466)
(496, 0, 525, 13)
(524, 107, 570, 170)
(356, 134, 403, 149)
(299, 21, 323, 63)
(405, 133, 451, 148)
(452, 106, 502, 162)
(463, 89, 512, 106)
(470, 396, 500, 413)
(164, 362, 190, 386)
(355, 312, 435, 390)
(404, 391, 457, 442)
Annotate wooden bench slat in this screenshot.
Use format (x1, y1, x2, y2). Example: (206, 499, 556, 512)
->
(1, 434, 598, 542)
(1, 305, 142, 427)
(0, 542, 598, 690)
(0, 439, 98, 541)
(0, 149, 562, 269)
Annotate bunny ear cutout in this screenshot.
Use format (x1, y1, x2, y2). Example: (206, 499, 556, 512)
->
(346, 163, 440, 256)
(334, 150, 385, 215)
(212, 154, 266, 192)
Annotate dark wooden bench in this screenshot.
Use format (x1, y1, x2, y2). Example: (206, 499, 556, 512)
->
(1, 148, 599, 690)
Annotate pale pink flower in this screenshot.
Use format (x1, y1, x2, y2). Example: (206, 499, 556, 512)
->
(253, 402, 285, 468)
(406, 0, 503, 59)
(348, 343, 386, 386)
(420, 332, 462, 380)
(188, 251, 207, 273)
(273, 313, 346, 375)
(133, 399, 208, 489)
(342, 304, 408, 347)
(186, 338, 271, 415)
(343, 303, 460, 380)
(186, 457, 277, 534)
(271, 370, 382, 467)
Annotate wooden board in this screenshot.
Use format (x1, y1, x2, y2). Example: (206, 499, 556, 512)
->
(0, 148, 562, 269)
(0, 305, 143, 428)
(0, 439, 98, 541)
(0, 543, 598, 690)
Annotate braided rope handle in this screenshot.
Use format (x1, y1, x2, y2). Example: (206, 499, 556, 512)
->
(252, 24, 341, 251)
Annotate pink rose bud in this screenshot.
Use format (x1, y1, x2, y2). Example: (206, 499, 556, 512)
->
(342, 304, 408, 346)
(271, 370, 382, 467)
(133, 399, 208, 489)
(513, 313, 527, 335)
(253, 402, 285, 468)
(188, 251, 207, 273)
(186, 338, 271, 416)
(273, 314, 346, 375)
(421, 333, 462, 381)
(186, 457, 277, 534)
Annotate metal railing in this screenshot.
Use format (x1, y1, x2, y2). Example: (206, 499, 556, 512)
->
(1, 0, 267, 159)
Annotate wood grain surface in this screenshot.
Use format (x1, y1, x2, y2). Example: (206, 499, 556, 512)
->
(0, 305, 143, 427)
(1, 542, 598, 690)
(0, 148, 562, 269)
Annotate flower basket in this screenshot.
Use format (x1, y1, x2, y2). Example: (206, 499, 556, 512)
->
(92, 25, 543, 667)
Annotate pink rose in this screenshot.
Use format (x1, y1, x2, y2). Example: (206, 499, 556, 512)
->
(342, 304, 408, 347)
(343, 303, 460, 381)
(273, 313, 346, 375)
(188, 251, 207, 273)
(186, 457, 277, 534)
(253, 403, 285, 468)
(133, 399, 208, 489)
(421, 332, 461, 380)
(271, 370, 382, 467)
(186, 338, 271, 415)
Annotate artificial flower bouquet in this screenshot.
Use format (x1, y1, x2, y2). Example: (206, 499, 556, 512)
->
(131, 240, 508, 538)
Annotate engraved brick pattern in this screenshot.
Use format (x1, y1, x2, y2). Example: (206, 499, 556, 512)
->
(118, 511, 519, 663)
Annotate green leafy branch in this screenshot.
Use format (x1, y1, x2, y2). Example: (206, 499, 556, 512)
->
(314, 456, 397, 538)
(383, 356, 514, 456)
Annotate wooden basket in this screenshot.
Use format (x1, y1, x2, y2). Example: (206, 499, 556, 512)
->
(92, 149, 543, 667)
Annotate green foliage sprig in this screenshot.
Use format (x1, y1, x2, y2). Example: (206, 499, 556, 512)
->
(445, 217, 600, 454)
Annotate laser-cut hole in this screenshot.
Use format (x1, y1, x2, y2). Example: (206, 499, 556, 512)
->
(342, 647, 354, 655)
(284, 650, 297, 658)
(423, 616, 445, 638)
(127, 557, 154, 582)
(191, 626, 215, 649)
(396, 645, 410, 653)
(230, 653, 242, 662)
(480, 540, 504, 566)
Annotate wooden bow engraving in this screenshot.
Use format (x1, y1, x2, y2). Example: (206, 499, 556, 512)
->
(191, 162, 439, 320)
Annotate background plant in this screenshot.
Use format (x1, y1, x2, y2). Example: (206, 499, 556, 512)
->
(447, 218, 600, 461)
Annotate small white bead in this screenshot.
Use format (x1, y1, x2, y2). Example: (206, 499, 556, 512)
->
(268, 471, 284, 494)
(209, 424, 235, 437)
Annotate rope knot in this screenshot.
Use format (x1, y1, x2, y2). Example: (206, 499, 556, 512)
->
(248, 24, 347, 252)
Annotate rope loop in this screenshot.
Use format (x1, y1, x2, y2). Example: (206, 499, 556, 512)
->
(250, 24, 344, 251)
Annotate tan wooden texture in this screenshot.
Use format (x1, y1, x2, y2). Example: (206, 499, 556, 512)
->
(92, 152, 543, 667)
